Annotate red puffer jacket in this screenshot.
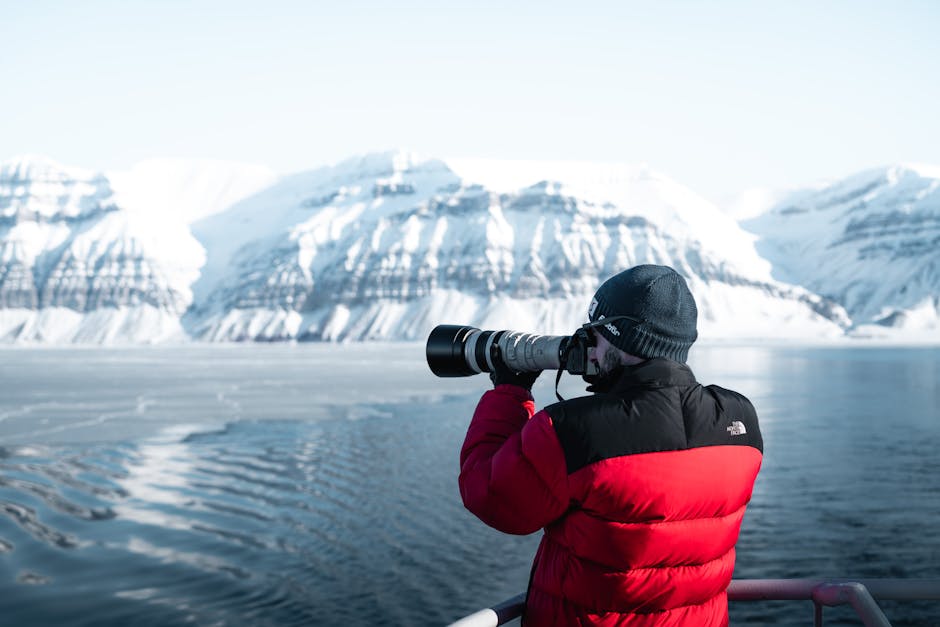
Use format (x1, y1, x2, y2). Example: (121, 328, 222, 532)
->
(459, 359, 763, 626)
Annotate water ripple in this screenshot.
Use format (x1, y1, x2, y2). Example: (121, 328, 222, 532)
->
(0, 475, 115, 521)
(0, 500, 79, 549)
(122, 536, 253, 580)
(198, 499, 275, 523)
(19, 462, 129, 499)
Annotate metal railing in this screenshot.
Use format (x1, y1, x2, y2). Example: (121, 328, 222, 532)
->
(447, 579, 940, 627)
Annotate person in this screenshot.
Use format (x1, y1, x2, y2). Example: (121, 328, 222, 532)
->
(459, 264, 763, 626)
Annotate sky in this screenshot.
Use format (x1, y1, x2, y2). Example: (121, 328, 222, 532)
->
(2, 0, 939, 206)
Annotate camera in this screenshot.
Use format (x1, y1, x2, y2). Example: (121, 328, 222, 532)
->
(425, 324, 599, 378)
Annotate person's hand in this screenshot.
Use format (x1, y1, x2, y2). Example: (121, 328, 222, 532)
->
(489, 345, 542, 391)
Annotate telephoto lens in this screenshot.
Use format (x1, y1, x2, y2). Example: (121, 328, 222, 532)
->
(426, 324, 595, 378)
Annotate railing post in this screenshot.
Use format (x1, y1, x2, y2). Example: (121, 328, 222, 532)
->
(812, 582, 892, 627)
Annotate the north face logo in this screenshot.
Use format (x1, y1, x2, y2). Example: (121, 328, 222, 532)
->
(727, 421, 747, 436)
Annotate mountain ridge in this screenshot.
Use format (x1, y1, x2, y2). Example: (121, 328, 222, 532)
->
(0, 152, 935, 344)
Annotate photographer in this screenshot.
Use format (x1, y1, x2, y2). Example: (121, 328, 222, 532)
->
(458, 264, 763, 626)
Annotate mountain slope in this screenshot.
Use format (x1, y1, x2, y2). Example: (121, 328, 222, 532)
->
(186, 152, 849, 342)
(744, 164, 940, 337)
(0, 157, 204, 342)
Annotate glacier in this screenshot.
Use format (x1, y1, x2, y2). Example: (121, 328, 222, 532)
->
(1, 151, 935, 344)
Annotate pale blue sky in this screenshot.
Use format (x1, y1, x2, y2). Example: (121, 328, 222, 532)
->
(2, 0, 938, 203)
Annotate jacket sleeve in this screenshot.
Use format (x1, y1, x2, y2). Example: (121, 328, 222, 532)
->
(459, 384, 570, 535)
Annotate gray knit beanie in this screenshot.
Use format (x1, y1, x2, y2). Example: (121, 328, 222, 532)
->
(588, 265, 698, 363)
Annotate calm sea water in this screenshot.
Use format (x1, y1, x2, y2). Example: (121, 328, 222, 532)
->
(0, 344, 938, 626)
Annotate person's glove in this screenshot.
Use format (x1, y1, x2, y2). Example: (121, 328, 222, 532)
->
(489, 344, 542, 391)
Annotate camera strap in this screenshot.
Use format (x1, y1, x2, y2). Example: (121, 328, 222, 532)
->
(554, 334, 581, 402)
(554, 367, 566, 402)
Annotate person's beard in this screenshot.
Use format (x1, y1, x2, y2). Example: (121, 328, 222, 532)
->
(582, 345, 626, 393)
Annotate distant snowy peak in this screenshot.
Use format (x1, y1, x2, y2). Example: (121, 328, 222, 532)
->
(188, 151, 848, 342)
(758, 164, 940, 252)
(446, 157, 773, 280)
(0, 156, 114, 222)
(445, 158, 660, 197)
(288, 151, 460, 217)
(188, 151, 463, 299)
(446, 158, 687, 218)
(0, 155, 99, 182)
(329, 150, 453, 181)
(769, 164, 939, 217)
(745, 164, 940, 334)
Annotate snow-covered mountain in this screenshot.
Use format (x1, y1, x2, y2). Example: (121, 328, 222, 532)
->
(5, 150, 935, 345)
(0, 157, 207, 342)
(185, 151, 848, 342)
(744, 165, 940, 338)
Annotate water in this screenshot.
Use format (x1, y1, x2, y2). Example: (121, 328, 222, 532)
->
(0, 344, 938, 626)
